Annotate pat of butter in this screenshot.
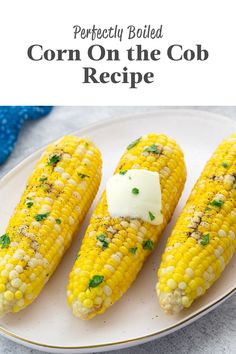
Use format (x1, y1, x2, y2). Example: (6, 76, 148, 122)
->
(106, 169, 163, 225)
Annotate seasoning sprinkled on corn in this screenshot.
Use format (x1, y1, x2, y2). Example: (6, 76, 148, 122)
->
(157, 134, 236, 314)
(67, 133, 186, 319)
(0, 136, 102, 317)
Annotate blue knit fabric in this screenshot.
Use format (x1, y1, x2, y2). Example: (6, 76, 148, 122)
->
(0, 106, 52, 165)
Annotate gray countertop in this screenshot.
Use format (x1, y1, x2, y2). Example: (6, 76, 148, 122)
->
(0, 106, 236, 354)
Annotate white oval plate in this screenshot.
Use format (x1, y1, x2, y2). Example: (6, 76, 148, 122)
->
(0, 109, 236, 353)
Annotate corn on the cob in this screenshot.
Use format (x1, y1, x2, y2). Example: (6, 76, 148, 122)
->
(157, 134, 236, 314)
(67, 133, 186, 319)
(0, 136, 102, 317)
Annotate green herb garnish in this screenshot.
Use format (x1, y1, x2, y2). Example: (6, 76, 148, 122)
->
(142, 239, 154, 251)
(221, 162, 228, 168)
(26, 201, 33, 208)
(132, 188, 139, 195)
(129, 247, 137, 255)
(39, 176, 48, 183)
(144, 144, 161, 154)
(56, 218, 62, 224)
(35, 212, 50, 222)
(127, 137, 141, 150)
(209, 200, 224, 207)
(200, 233, 210, 246)
(78, 173, 90, 179)
(97, 234, 109, 249)
(0, 234, 10, 249)
(88, 275, 104, 288)
(119, 170, 127, 175)
(149, 211, 155, 221)
(47, 154, 61, 166)
(76, 254, 80, 260)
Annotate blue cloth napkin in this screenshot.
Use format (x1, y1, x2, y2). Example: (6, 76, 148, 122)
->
(0, 106, 52, 164)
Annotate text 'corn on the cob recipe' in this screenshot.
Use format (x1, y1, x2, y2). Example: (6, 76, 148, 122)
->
(157, 134, 236, 314)
(0, 136, 102, 317)
(67, 133, 186, 319)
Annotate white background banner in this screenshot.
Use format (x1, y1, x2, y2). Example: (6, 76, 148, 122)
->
(0, 0, 235, 105)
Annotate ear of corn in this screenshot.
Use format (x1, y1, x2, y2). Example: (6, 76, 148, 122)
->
(0, 136, 102, 317)
(157, 134, 236, 314)
(67, 133, 186, 319)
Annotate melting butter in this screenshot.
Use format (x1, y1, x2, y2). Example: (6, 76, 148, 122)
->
(106, 169, 163, 225)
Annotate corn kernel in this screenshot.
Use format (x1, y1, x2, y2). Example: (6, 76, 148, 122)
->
(4, 291, 14, 301)
(83, 299, 93, 308)
(15, 291, 23, 300)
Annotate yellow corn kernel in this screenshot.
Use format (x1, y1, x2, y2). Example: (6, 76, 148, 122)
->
(4, 291, 14, 301)
(15, 291, 23, 300)
(67, 133, 186, 319)
(0, 136, 102, 317)
(157, 134, 236, 314)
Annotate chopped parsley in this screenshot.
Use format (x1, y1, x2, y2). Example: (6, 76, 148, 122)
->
(47, 154, 61, 166)
(200, 233, 210, 246)
(144, 144, 161, 154)
(149, 211, 155, 221)
(119, 170, 127, 175)
(88, 275, 104, 288)
(142, 239, 154, 251)
(76, 254, 80, 260)
(129, 247, 137, 255)
(97, 234, 109, 249)
(233, 184, 236, 189)
(35, 212, 50, 222)
(132, 187, 139, 195)
(221, 162, 228, 168)
(55, 218, 62, 224)
(26, 201, 33, 208)
(0, 234, 11, 249)
(78, 173, 90, 179)
(39, 176, 48, 183)
(127, 137, 141, 150)
(209, 200, 224, 207)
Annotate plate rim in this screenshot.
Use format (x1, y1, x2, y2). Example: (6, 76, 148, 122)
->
(0, 108, 236, 352)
